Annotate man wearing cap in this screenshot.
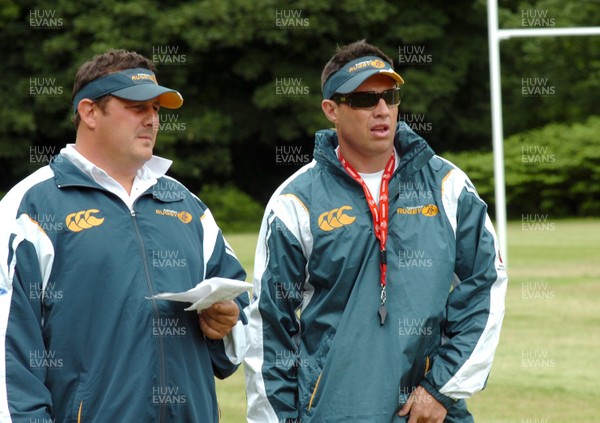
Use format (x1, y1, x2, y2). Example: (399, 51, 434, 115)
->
(244, 40, 507, 422)
(0, 49, 248, 421)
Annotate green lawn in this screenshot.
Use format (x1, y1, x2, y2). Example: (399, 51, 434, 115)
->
(217, 219, 600, 422)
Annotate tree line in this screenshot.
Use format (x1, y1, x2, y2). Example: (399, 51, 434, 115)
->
(1, 0, 598, 218)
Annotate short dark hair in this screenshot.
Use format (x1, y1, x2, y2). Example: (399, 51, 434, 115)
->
(321, 40, 395, 94)
(72, 49, 156, 128)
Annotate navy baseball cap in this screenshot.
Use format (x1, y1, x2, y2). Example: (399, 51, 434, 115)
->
(72, 67, 183, 113)
(322, 56, 404, 99)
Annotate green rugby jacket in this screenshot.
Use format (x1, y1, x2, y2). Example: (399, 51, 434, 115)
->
(0, 153, 248, 422)
(244, 122, 508, 422)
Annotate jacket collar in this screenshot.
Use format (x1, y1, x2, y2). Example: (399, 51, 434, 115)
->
(49, 148, 183, 203)
(313, 121, 435, 179)
(51, 145, 172, 188)
(50, 154, 105, 190)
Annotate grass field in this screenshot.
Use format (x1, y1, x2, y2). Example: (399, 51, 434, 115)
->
(216, 219, 600, 422)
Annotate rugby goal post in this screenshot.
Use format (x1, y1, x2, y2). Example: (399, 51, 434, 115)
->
(487, 0, 600, 264)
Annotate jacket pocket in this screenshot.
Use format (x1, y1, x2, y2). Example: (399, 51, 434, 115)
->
(68, 378, 87, 422)
(398, 355, 433, 409)
(424, 355, 432, 376)
(76, 401, 84, 423)
(307, 372, 323, 412)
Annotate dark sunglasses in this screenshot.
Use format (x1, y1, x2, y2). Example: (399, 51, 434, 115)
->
(332, 88, 401, 109)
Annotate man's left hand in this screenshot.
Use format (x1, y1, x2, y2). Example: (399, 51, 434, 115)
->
(397, 385, 447, 422)
(199, 301, 239, 340)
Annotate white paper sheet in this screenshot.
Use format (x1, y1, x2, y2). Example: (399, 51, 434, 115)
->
(148, 277, 252, 311)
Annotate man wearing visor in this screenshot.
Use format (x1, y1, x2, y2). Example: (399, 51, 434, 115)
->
(0, 49, 248, 421)
(245, 40, 507, 422)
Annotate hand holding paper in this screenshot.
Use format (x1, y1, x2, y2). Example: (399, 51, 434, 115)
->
(199, 301, 240, 340)
(148, 277, 252, 311)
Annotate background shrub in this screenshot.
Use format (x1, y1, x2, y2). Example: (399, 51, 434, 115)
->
(198, 184, 264, 233)
(441, 116, 600, 219)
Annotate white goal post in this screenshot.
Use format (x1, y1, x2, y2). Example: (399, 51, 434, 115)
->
(487, 0, 600, 264)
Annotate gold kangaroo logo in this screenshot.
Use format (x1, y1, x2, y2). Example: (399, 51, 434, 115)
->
(65, 209, 105, 232)
(318, 206, 356, 231)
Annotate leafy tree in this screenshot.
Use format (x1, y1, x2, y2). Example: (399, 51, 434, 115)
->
(1, 0, 597, 211)
(496, 0, 600, 136)
(443, 116, 600, 218)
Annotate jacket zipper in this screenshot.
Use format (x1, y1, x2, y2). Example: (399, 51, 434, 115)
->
(56, 180, 170, 421)
(131, 208, 167, 423)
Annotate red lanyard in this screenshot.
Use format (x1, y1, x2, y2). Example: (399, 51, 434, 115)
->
(338, 150, 395, 325)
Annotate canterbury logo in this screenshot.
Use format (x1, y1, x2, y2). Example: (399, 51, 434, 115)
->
(318, 206, 356, 231)
(65, 209, 105, 232)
